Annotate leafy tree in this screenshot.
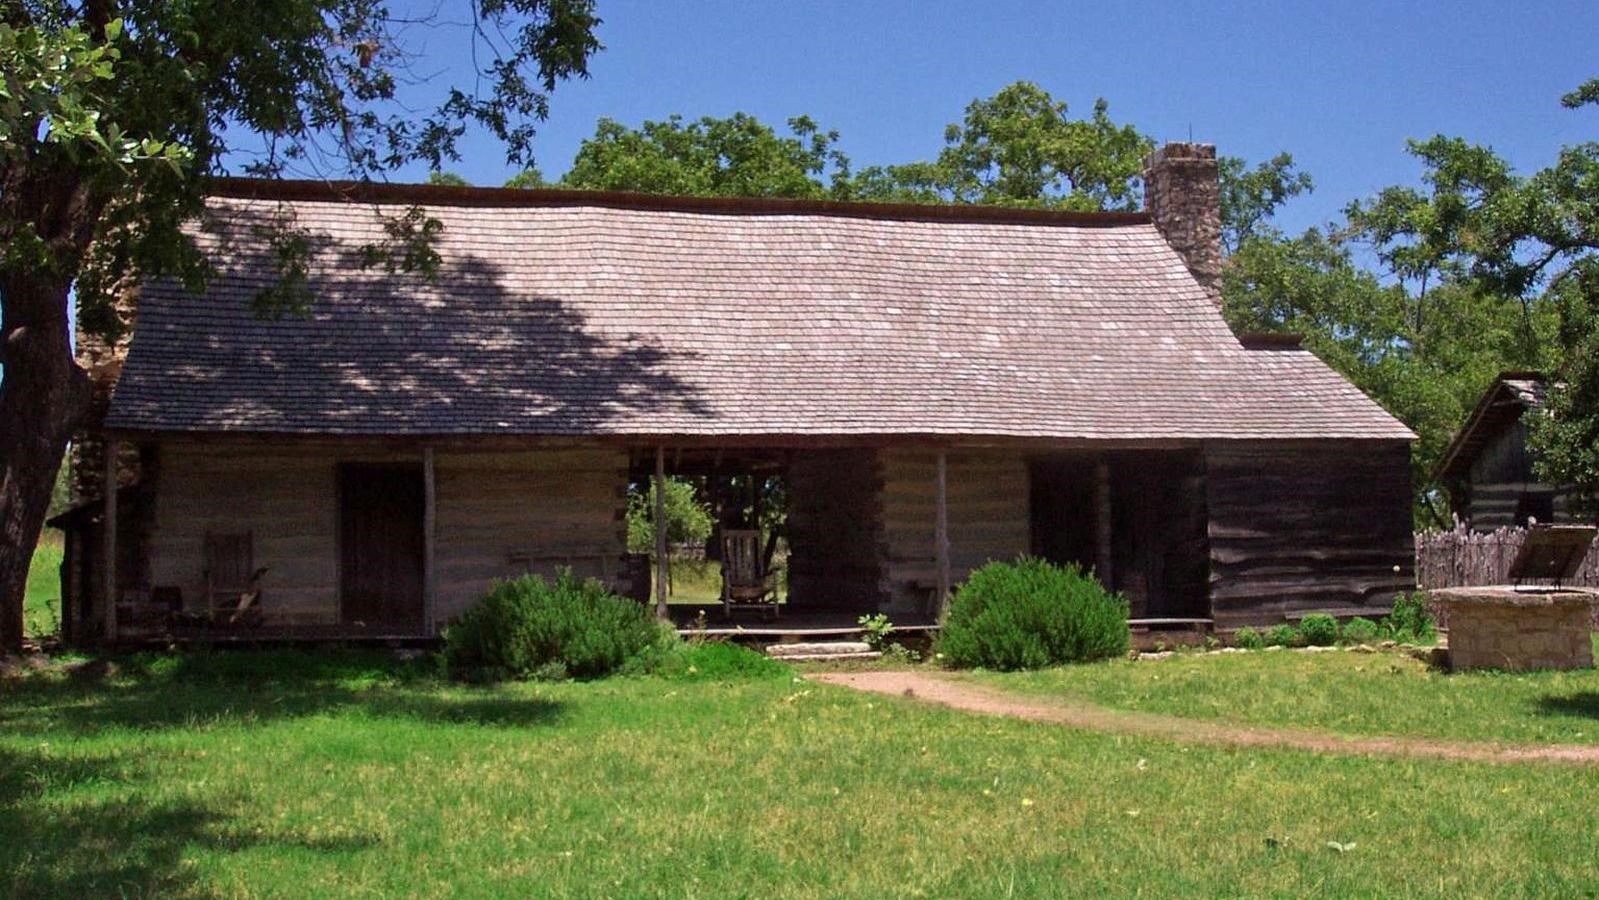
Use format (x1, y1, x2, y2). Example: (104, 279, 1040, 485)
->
(561, 113, 852, 198)
(505, 166, 549, 188)
(427, 171, 471, 187)
(848, 83, 1151, 210)
(1340, 113, 1599, 518)
(1535, 281, 1599, 519)
(1217, 152, 1313, 253)
(1524, 81, 1599, 519)
(626, 477, 713, 553)
(0, 0, 602, 652)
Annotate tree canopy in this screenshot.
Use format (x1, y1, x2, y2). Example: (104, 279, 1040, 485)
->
(561, 113, 852, 198)
(849, 84, 1150, 209)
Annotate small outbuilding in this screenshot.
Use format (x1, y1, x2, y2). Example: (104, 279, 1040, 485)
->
(56, 143, 1416, 644)
(1435, 372, 1578, 530)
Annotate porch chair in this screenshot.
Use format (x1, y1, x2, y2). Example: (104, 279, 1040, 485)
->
(720, 529, 779, 619)
(203, 531, 267, 627)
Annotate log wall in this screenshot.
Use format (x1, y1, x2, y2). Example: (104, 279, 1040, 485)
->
(1465, 482, 1576, 530)
(879, 449, 1030, 615)
(1205, 440, 1414, 627)
(144, 441, 628, 629)
(147, 441, 345, 625)
(432, 448, 628, 621)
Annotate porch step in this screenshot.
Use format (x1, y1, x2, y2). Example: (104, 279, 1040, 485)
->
(766, 641, 881, 662)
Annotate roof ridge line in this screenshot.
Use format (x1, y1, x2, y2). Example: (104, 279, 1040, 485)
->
(205, 177, 1153, 228)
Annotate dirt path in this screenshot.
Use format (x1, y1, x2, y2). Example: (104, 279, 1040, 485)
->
(808, 670, 1599, 765)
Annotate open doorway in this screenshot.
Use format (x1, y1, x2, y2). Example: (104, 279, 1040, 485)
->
(338, 462, 425, 631)
(1029, 451, 1210, 621)
(626, 450, 790, 620)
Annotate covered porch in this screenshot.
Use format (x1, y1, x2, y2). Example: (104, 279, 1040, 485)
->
(61, 434, 1229, 645)
(633, 441, 1217, 634)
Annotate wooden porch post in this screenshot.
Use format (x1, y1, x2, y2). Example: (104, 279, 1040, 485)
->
(935, 449, 951, 618)
(422, 446, 437, 636)
(654, 446, 670, 620)
(102, 438, 119, 643)
(1094, 459, 1114, 590)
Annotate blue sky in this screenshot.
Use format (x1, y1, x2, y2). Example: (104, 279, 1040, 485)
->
(380, 0, 1598, 235)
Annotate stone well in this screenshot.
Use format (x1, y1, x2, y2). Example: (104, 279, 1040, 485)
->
(1432, 586, 1597, 672)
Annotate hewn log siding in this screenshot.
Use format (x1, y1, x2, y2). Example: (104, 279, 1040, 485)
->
(433, 448, 628, 622)
(145, 442, 628, 629)
(148, 442, 343, 625)
(1204, 441, 1413, 627)
(880, 450, 1029, 615)
(786, 449, 884, 611)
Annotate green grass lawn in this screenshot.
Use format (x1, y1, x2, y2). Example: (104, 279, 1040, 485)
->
(657, 556, 789, 607)
(5, 650, 1599, 896)
(966, 638, 1599, 746)
(24, 534, 63, 640)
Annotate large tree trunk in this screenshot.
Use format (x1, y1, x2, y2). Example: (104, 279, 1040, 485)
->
(0, 272, 91, 653)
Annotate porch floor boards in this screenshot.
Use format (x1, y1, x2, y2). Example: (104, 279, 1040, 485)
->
(111, 613, 1215, 645)
(116, 623, 433, 645)
(670, 610, 938, 639)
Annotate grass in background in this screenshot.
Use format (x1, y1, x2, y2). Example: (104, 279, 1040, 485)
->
(24, 533, 64, 640)
(656, 555, 789, 607)
(967, 639, 1599, 746)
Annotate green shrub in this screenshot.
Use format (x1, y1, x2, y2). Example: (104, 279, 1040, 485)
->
(881, 643, 923, 665)
(644, 639, 789, 681)
(1382, 592, 1437, 644)
(857, 613, 894, 651)
(1264, 624, 1300, 648)
(935, 558, 1129, 670)
(445, 571, 659, 681)
(1232, 626, 1265, 650)
(1342, 616, 1380, 644)
(1298, 613, 1339, 647)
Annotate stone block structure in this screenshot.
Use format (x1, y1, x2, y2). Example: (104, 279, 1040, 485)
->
(1434, 586, 1596, 671)
(1144, 142, 1222, 303)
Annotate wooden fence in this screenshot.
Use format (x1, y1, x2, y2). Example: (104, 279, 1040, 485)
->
(1415, 522, 1599, 589)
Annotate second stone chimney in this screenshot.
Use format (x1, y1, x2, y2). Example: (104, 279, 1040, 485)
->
(1143, 142, 1222, 302)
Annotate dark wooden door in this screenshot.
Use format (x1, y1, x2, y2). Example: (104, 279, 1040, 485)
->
(339, 463, 425, 630)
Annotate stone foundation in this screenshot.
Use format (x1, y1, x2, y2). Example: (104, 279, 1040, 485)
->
(1433, 587, 1596, 672)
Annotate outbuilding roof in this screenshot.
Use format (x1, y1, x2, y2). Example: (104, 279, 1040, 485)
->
(1435, 372, 1548, 479)
(105, 179, 1414, 442)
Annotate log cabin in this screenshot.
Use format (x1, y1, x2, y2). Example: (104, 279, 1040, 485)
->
(1435, 372, 1579, 530)
(52, 143, 1416, 643)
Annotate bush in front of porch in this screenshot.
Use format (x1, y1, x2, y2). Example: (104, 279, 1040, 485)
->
(936, 558, 1129, 670)
(444, 570, 666, 682)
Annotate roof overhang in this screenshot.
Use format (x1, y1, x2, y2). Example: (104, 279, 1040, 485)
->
(1434, 371, 1548, 482)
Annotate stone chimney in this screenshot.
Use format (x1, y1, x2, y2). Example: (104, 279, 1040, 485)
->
(70, 288, 138, 505)
(1143, 142, 1222, 302)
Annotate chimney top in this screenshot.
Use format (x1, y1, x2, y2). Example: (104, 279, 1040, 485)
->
(1143, 142, 1222, 304)
(1147, 142, 1217, 165)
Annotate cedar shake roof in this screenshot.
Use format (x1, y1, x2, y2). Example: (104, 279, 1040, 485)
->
(105, 179, 1415, 442)
(1435, 372, 1548, 479)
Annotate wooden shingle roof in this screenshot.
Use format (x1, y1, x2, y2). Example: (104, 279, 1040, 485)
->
(105, 180, 1414, 442)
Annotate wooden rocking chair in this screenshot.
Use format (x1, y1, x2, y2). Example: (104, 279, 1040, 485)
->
(204, 531, 267, 627)
(720, 529, 779, 619)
